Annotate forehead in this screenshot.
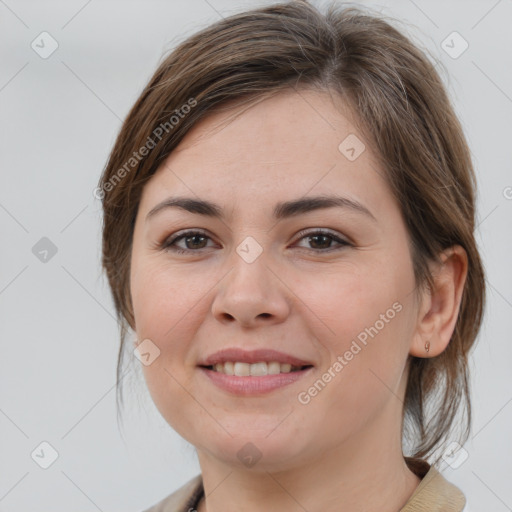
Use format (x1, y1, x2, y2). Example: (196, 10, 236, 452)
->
(140, 89, 391, 217)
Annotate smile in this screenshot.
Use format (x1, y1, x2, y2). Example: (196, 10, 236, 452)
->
(206, 361, 310, 375)
(198, 364, 314, 396)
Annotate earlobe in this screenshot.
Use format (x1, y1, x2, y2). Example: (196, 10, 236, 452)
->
(410, 245, 468, 358)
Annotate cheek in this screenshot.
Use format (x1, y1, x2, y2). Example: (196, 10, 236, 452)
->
(290, 257, 409, 345)
(291, 259, 413, 412)
(131, 260, 201, 342)
(131, 260, 206, 437)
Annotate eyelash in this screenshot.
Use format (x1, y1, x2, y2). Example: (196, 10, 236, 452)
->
(160, 228, 351, 255)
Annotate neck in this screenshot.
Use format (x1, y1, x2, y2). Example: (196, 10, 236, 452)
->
(195, 419, 421, 512)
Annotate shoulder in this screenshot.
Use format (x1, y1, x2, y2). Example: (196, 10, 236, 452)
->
(141, 475, 203, 512)
(401, 462, 466, 511)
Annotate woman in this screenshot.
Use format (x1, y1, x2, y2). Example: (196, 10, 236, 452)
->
(97, 1, 485, 511)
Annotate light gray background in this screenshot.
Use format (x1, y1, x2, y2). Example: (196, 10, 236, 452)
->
(1, 0, 511, 510)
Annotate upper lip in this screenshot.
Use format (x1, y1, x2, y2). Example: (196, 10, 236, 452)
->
(198, 348, 314, 367)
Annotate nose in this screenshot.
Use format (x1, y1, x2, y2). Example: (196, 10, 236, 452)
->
(211, 249, 291, 328)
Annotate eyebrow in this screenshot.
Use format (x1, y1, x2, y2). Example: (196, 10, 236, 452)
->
(145, 194, 377, 223)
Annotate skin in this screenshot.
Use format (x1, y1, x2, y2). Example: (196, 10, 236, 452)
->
(129, 88, 468, 512)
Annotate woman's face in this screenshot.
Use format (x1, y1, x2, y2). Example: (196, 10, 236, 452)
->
(130, 89, 422, 471)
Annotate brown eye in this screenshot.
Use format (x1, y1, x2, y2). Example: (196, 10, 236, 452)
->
(162, 230, 213, 254)
(294, 229, 351, 252)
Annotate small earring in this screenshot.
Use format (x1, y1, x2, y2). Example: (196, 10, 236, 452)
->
(425, 340, 430, 353)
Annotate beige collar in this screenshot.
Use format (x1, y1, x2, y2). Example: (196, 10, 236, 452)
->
(400, 462, 466, 511)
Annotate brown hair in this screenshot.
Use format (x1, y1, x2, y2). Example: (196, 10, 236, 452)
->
(98, 0, 485, 463)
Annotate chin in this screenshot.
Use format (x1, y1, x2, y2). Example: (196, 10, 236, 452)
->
(193, 423, 312, 472)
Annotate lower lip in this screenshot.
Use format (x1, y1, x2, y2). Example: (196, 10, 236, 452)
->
(198, 367, 313, 396)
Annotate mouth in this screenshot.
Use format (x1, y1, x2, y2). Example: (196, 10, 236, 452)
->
(198, 347, 314, 368)
(197, 348, 314, 395)
(200, 361, 313, 376)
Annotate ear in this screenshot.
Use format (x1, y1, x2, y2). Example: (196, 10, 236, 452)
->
(410, 245, 468, 358)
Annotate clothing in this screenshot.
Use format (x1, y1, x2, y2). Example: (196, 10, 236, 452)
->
(142, 458, 466, 512)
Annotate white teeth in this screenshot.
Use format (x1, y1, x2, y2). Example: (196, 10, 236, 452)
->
(250, 362, 267, 376)
(234, 362, 250, 376)
(268, 361, 281, 375)
(211, 361, 303, 375)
